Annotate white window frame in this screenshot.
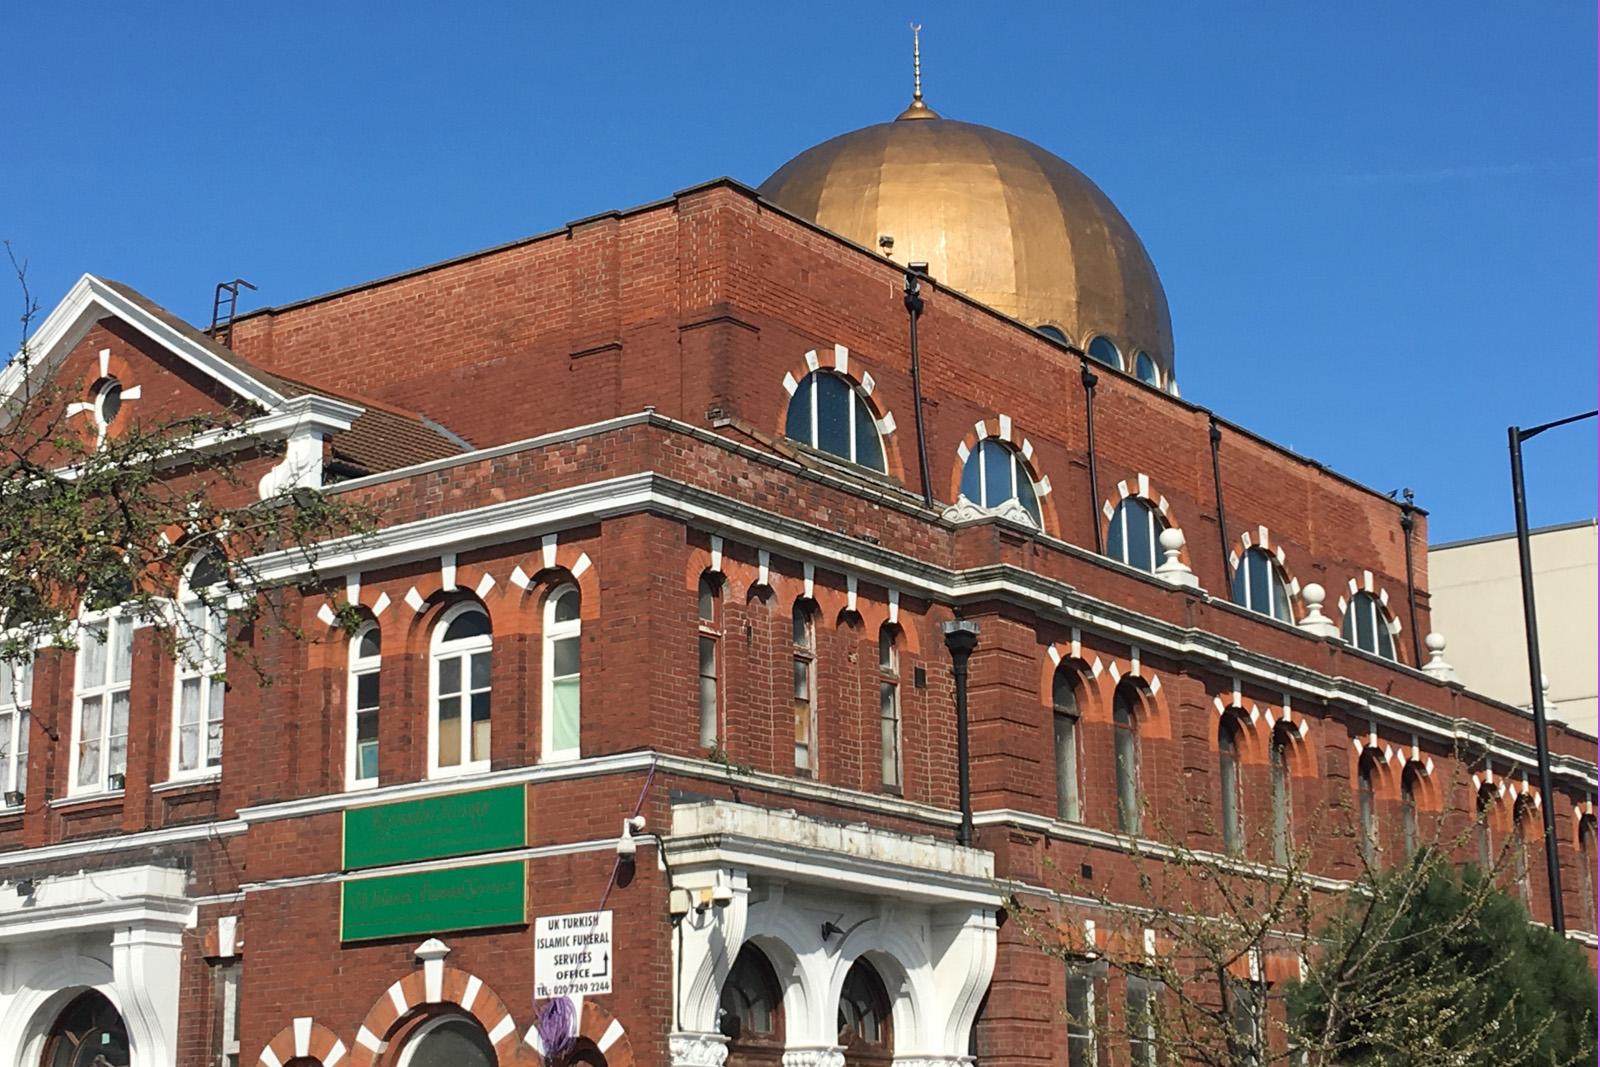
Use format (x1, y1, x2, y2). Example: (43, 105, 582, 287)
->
(0, 655, 32, 806)
(1233, 547, 1292, 622)
(346, 622, 381, 790)
(171, 559, 228, 782)
(962, 439, 1040, 522)
(788, 371, 886, 471)
(1065, 960, 1096, 1067)
(430, 603, 493, 779)
(1108, 498, 1163, 573)
(879, 625, 902, 791)
(541, 585, 582, 763)
(1053, 667, 1081, 823)
(72, 607, 135, 796)
(698, 576, 720, 749)
(1342, 590, 1396, 660)
(792, 600, 817, 774)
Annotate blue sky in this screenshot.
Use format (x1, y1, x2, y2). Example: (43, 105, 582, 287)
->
(4, 1, 1594, 541)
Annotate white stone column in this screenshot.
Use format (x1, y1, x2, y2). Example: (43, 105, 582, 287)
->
(113, 925, 185, 1067)
(670, 1031, 730, 1067)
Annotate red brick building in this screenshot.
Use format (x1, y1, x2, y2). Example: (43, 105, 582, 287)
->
(0, 98, 1594, 1067)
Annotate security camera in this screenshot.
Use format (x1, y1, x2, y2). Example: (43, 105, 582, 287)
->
(711, 884, 733, 909)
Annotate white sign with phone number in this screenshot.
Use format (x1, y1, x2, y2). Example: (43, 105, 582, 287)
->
(534, 910, 613, 997)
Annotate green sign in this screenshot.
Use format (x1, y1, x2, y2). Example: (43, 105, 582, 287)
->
(343, 784, 525, 869)
(341, 860, 527, 941)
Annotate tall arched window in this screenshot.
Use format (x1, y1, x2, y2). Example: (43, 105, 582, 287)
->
(1134, 351, 1158, 385)
(1342, 591, 1396, 660)
(959, 439, 1040, 524)
(1513, 797, 1534, 909)
(1400, 766, 1420, 857)
(544, 585, 582, 762)
(397, 1015, 497, 1067)
(1270, 726, 1292, 866)
(347, 623, 381, 788)
(1475, 784, 1496, 870)
(0, 657, 31, 807)
(173, 551, 228, 779)
(1053, 665, 1081, 823)
(1232, 547, 1292, 623)
(784, 371, 886, 472)
(1219, 718, 1244, 855)
(792, 600, 817, 774)
(838, 959, 894, 1065)
(431, 603, 492, 777)
(721, 944, 784, 1066)
(1357, 752, 1379, 866)
(1580, 815, 1597, 934)
(698, 575, 721, 749)
(1037, 324, 1069, 344)
(73, 607, 134, 794)
(879, 626, 902, 791)
(1107, 499, 1163, 574)
(1087, 335, 1122, 370)
(1113, 684, 1142, 835)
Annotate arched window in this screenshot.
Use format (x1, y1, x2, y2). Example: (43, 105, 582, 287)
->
(1113, 684, 1142, 835)
(959, 439, 1041, 524)
(837, 959, 893, 1063)
(879, 626, 902, 791)
(1580, 815, 1597, 934)
(699, 575, 721, 749)
(1134, 352, 1158, 385)
(1513, 797, 1534, 909)
(43, 990, 130, 1067)
(1357, 752, 1379, 866)
(0, 657, 31, 806)
(1475, 784, 1496, 870)
(73, 606, 134, 795)
(397, 1015, 496, 1067)
(1037, 324, 1069, 344)
(173, 551, 228, 779)
(1087, 336, 1122, 370)
(92, 377, 124, 446)
(1053, 665, 1081, 823)
(1270, 726, 1292, 866)
(1342, 591, 1395, 660)
(1219, 718, 1244, 855)
(721, 944, 784, 1063)
(1232, 547, 1292, 623)
(1401, 766, 1420, 857)
(784, 371, 885, 472)
(347, 623, 381, 788)
(431, 603, 492, 777)
(1107, 499, 1163, 573)
(544, 585, 582, 762)
(792, 601, 817, 774)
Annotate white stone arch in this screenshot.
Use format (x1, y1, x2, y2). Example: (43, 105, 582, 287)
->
(2, 954, 119, 1067)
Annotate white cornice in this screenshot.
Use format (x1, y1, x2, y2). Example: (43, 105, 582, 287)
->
(1, 274, 289, 410)
(0, 817, 245, 870)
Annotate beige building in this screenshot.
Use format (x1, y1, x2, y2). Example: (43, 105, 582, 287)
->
(1429, 518, 1598, 737)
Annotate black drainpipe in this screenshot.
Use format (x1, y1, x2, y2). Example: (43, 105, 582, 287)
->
(1399, 488, 1423, 665)
(943, 620, 980, 847)
(1209, 417, 1232, 594)
(1081, 360, 1103, 553)
(905, 265, 934, 508)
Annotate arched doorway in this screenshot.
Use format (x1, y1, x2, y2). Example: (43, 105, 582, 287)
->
(41, 991, 130, 1067)
(837, 959, 893, 1067)
(721, 944, 784, 1067)
(395, 1015, 497, 1067)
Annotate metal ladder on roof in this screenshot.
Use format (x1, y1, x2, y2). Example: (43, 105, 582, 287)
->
(209, 278, 257, 348)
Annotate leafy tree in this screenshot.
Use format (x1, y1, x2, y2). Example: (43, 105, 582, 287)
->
(1006, 762, 1597, 1067)
(1, 244, 373, 677)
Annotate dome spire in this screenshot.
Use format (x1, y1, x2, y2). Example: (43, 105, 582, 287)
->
(896, 24, 940, 121)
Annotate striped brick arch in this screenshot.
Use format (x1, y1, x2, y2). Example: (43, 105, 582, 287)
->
(350, 964, 519, 1067)
(256, 1018, 347, 1067)
(952, 414, 1053, 500)
(1228, 526, 1301, 600)
(525, 1000, 636, 1067)
(779, 343, 897, 437)
(1336, 570, 1404, 641)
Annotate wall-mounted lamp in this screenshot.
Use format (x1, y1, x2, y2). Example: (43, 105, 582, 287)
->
(15, 878, 34, 900)
(3, 791, 22, 808)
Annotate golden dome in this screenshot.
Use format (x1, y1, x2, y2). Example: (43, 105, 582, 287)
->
(758, 109, 1175, 383)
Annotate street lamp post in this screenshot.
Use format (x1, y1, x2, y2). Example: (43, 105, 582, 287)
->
(1507, 408, 1597, 935)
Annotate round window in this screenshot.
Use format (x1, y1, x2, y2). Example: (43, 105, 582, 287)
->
(94, 378, 123, 429)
